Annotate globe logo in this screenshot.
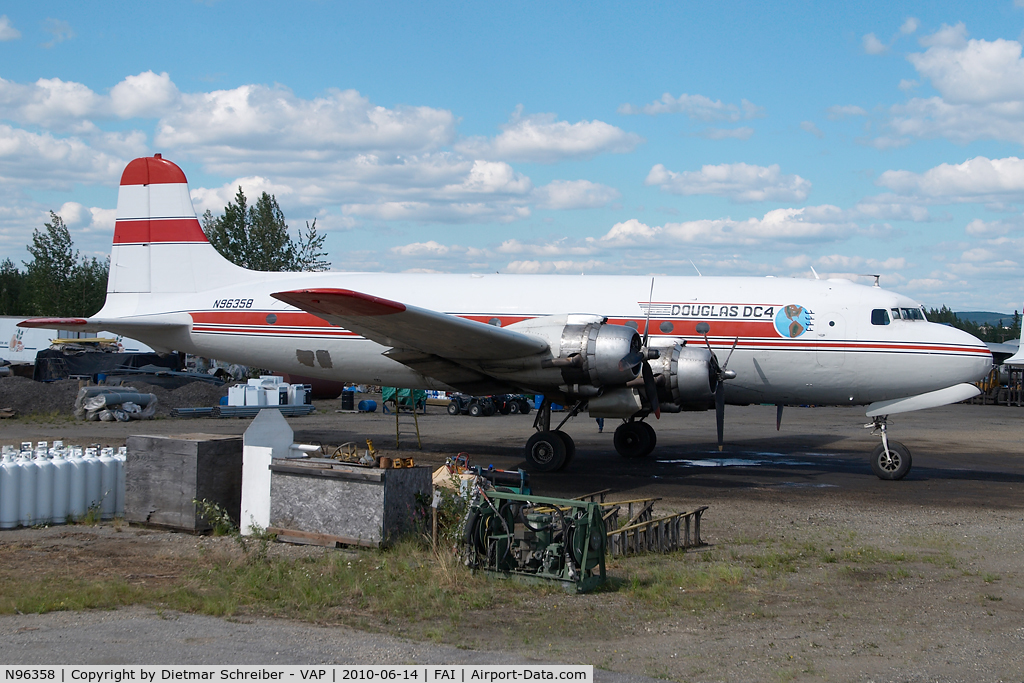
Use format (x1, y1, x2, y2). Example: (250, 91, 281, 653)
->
(774, 304, 813, 338)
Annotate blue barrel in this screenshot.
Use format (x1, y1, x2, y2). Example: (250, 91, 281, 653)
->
(357, 399, 377, 413)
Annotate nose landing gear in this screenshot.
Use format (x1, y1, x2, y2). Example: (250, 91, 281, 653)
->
(866, 416, 912, 480)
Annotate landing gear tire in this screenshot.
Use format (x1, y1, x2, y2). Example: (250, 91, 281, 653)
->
(525, 431, 566, 472)
(614, 421, 652, 459)
(553, 430, 575, 470)
(639, 421, 657, 456)
(870, 441, 912, 480)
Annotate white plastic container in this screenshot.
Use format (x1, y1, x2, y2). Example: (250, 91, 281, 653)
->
(65, 449, 86, 520)
(34, 453, 54, 525)
(98, 448, 116, 519)
(245, 385, 266, 406)
(83, 449, 102, 511)
(0, 453, 20, 529)
(228, 385, 246, 406)
(51, 453, 69, 525)
(263, 386, 287, 406)
(18, 454, 36, 526)
(287, 384, 306, 406)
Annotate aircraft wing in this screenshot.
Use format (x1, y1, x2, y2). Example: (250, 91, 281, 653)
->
(271, 288, 550, 361)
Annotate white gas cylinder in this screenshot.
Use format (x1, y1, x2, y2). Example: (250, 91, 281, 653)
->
(0, 453, 20, 529)
(98, 448, 116, 519)
(51, 452, 69, 524)
(34, 452, 54, 525)
(65, 449, 86, 520)
(17, 453, 36, 526)
(114, 448, 126, 517)
(83, 448, 101, 511)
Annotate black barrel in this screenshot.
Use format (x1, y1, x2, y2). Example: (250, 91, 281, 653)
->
(341, 390, 355, 410)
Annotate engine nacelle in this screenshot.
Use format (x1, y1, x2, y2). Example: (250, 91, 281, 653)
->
(648, 339, 717, 408)
(557, 322, 642, 388)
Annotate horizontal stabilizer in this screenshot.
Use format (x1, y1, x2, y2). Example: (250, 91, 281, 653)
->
(272, 288, 550, 361)
(865, 383, 981, 417)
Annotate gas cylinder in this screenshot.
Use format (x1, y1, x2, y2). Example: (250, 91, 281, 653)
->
(34, 451, 54, 525)
(114, 447, 126, 517)
(51, 452, 69, 524)
(17, 452, 36, 526)
(0, 452, 20, 529)
(98, 448, 116, 519)
(83, 448, 101, 512)
(65, 448, 86, 520)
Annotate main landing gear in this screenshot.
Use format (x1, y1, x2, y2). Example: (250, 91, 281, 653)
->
(613, 419, 657, 459)
(523, 397, 580, 472)
(866, 416, 912, 480)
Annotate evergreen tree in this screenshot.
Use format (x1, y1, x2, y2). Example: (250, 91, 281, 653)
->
(201, 188, 330, 272)
(20, 212, 109, 317)
(0, 258, 27, 315)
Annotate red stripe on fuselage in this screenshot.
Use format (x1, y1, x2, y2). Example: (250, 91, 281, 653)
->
(114, 218, 207, 245)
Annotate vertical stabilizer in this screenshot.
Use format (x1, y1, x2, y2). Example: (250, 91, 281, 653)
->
(1004, 305, 1024, 366)
(111, 155, 251, 294)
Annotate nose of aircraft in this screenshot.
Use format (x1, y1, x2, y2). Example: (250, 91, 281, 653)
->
(935, 323, 993, 384)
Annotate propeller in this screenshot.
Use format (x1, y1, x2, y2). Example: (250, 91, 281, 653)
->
(704, 334, 738, 451)
(617, 278, 661, 418)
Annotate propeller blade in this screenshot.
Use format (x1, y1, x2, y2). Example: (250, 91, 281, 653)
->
(642, 360, 661, 419)
(715, 382, 725, 451)
(776, 403, 784, 431)
(721, 337, 739, 371)
(618, 350, 644, 372)
(641, 277, 655, 347)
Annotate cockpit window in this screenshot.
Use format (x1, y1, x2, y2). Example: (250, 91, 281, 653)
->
(890, 308, 901, 320)
(871, 309, 890, 325)
(901, 307, 924, 321)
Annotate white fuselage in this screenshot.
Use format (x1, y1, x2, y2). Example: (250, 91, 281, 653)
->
(98, 271, 992, 406)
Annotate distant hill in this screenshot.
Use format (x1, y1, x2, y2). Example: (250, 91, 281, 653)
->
(956, 311, 1017, 326)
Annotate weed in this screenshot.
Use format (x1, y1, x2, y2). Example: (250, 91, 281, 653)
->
(193, 499, 237, 536)
(982, 572, 1001, 583)
(75, 502, 102, 526)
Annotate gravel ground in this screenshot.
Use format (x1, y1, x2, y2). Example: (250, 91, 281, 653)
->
(0, 397, 1022, 680)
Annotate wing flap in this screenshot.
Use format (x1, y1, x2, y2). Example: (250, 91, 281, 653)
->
(271, 288, 550, 361)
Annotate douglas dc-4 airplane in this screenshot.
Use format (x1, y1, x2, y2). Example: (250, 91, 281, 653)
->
(21, 155, 994, 480)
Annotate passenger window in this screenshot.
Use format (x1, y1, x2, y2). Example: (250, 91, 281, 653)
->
(871, 309, 890, 325)
(890, 308, 901, 320)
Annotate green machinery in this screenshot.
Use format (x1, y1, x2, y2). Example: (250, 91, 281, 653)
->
(462, 488, 606, 593)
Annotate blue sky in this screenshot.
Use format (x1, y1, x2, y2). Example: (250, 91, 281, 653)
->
(3, 1, 1024, 310)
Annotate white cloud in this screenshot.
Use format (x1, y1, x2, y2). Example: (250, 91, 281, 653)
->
(453, 108, 642, 163)
(909, 28, 1024, 104)
(495, 238, 596, 257)
(863, 33, 888, 55)
(0, 124, 127, 189)
(158, 85, 456, 161)
(898, 79, 919, 92)
(918, 22, 968, 49)
(190, 177, 297, 216)
(645, 162, 811, 203)
(965, 218, 1024, 236)
(533, 180, 620, 210)
(0, 15, 20, 41)
(598, 208, 854, 247)
(110, 71, 180, 119)
(900, 18, 919, 35)
(700, 127, 754, 140)
(800, 121, 823, 138)
(827, 105, 867, 120)
(618, 93, 764, 121)
(504, 259, 606, 274)
(343, 201, 530, 224)
(390, 241, 451, 257)
(57, 202, 116, 234)
(877, 156, 1024, 202)
(41, 18, 74, 48)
